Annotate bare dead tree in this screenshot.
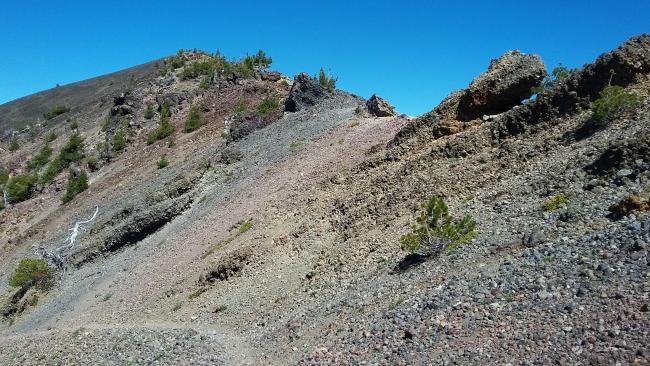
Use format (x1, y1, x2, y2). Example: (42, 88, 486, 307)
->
(35, 206, 99, 270)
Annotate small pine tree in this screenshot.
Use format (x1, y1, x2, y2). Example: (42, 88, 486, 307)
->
(27, 144, 53, 171)
(9, 137, 19, 152)
(61, 169, 89, 204)
(184, 105, 204, 132)
(318, 68, 337, 92)
(6, 174, 38, 203)
(400, 196, 476, 254)
(59, 133, 85, 164)
(592, 85, 641, 123)
(157, 155, 169, 169)
(45, 131, 57, 143)
(112, 128, 128, 153)
(147, 104, 175, 144)
(9, 258, 55, 289)
(144, 104, 155, 119)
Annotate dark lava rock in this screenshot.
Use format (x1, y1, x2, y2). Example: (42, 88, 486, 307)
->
(366, 94, 396, 117)
(456, 50, 547, 121)
(285, 73, 330, 112)
(225, 110, 282, 142)
(156, 92, 185, 110)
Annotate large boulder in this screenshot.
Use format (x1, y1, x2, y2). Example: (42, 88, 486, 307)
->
(284, 73, 330, 112)
(366, 94, 396, 117)
(455, 50, 546, 121)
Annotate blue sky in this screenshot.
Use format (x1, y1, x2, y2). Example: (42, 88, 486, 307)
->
(0, 0, 648, 115)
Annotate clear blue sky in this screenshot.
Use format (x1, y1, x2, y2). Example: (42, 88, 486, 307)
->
(0, 0, 648, 115)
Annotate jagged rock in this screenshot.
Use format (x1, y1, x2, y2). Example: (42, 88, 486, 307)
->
(285, 73, 330, 112)
(110, 104, 133, 116)
(261, 71, 283, 82)
(156, 92, 185, 110)
(366, 94, 396, 117)
(494, 34, 650, 140)
(225, 112, 264, 141)
(456, 51, 546, 121)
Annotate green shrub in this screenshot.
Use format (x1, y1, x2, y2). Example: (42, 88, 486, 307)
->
(184, 105, 204, 132)
(592, 85, 642, 123)
(234, 98, 247, 113)
(43, 105, 69, 120)
(181, 59, 217, 80)
(61, 169, 89, 204)
(168, 50, 186, 69)
(6, 174, 38, 203)
(238, 218, 253, 234)
(86, 155, 99, 171)
(40, 156, 62, 184)
(27, 144, 53, 171)
(147, 105, 175, 144)
(257, 95, 280, 115)
(400, 196, 476, 254)
(112, 128, 127, 153)
(9, 137, 19, 152)
(318, 68, 337, 92)
(543, 194, 568, 211)
(250, 50, 272, 70)
(9, 258, 55, 289)
(179, 49, 272, 81)
(60, 133, 85, 164)
(69, 119, 79, 131)
(157, 155, 169, 169)
(144, 104, 154, 119)
(45, 131, 57, 143)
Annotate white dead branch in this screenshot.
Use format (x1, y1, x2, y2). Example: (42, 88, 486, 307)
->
(35, 206, 99, 270)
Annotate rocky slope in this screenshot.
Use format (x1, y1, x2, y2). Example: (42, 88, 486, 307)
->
(0, 37, 648, 365)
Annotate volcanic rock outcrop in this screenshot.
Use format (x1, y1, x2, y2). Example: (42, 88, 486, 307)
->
(284, 73, 331, 112)
(366, 94, 396, 117)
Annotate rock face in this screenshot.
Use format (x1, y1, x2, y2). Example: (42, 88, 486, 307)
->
(366, 94, 396, 117)
(456, 50, 546, 121)
(285, 73, 330, 112)
(493, 34, 650, 140)
(224, 109, 283, 141)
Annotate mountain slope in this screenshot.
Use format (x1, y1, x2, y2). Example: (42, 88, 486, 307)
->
(0, 37, 649, 365)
